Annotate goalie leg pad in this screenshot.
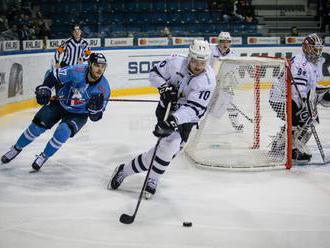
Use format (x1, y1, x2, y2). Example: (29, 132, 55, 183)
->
(292, 126, 312, 163)
(292, 126, 312, 157)
(292, 100, 311, 128)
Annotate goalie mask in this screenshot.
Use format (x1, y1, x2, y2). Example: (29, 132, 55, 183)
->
(88, 53, 107, 81)
(302, 33, 323, 64)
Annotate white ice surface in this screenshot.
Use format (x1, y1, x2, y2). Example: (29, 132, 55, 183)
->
(0, 95, 330, 248)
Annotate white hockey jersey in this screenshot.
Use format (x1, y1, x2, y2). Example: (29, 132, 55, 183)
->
(210, 44, 240, 88)
(210, 44, 238, 66)
(149, 54, 216, 125)
(270, 53, 323, 106)
(291, 53, 323, 107)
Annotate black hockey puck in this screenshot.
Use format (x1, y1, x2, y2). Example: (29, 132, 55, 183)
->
(182, 222, 192, 227)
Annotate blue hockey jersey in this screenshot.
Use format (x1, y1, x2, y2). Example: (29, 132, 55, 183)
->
(53, 64, 111, 114)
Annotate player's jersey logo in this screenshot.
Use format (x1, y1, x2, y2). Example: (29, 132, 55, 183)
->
(98, 85, 106, 94)
(59, 68, 68, 76)
(70, 89, 84, 106)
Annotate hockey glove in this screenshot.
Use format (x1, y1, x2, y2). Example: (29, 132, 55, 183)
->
(87, 93, 104, 121)
(153, 115, 179, 137)
(158, 84, 178, 105)
(35, 85, 51, 105)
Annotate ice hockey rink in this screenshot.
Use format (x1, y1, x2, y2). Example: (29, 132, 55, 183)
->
(0, 95, 330, 248)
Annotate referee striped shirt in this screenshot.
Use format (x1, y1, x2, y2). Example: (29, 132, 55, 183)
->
(54, 37, 91, 67)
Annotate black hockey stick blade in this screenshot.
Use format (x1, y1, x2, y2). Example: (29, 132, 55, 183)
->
(120, 213, 135, 224)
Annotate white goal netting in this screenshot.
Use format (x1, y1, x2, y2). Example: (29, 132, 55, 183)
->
(185, 57, 292, 169)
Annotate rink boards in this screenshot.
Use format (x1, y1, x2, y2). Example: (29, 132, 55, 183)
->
(0, 45, 329, 110)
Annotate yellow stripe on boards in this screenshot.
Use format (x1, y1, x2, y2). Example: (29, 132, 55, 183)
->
(0, 87, 158, 117)
(0, 99, 38, 117)
(111, 87, 158, 97)
(318, 81, 330, 86)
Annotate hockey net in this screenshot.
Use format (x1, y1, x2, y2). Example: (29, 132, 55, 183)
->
(185, 57, 292, 169)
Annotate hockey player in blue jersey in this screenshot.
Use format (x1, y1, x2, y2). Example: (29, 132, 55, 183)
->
(1, 53, 110, 171)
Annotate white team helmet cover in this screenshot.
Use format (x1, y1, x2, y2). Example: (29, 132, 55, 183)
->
(217, 32, 232, 42)
(188, 40, 211, 61)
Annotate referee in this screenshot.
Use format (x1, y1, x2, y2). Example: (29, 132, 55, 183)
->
(54, 25, 92, 68)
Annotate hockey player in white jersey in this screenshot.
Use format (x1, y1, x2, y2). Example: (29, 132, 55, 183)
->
(270, 33, 324, 163)
(108, 40, 216, 197)
(210, 32, 237, 64)
(209, 32, 243, 130)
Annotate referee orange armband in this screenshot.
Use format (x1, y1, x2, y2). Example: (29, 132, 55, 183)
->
(85, 49, 92, 56)
(57, 47, 64, 53)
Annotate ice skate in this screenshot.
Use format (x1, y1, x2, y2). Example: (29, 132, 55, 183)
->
(31, 153, 48, 171)
(144, 178, 157, 199)
(108, 164, 126, 190)
(1, 145, 22, 164)
(292, 148, 312, 165)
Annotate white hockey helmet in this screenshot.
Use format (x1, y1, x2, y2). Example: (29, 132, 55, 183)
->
(188, 40, 211, 61)
(217, 32, 232, 43)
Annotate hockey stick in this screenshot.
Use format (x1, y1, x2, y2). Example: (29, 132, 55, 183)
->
(54, 96, 159, 103)
(287, 66, 326, 163)
(110, 98, 158, 103)
(310, 124, 325, 162)
(119, 102, 172, 224)
(229, 103, 254, 123)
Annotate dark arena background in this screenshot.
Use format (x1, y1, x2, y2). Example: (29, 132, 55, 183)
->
(0, 1, 330, 248)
